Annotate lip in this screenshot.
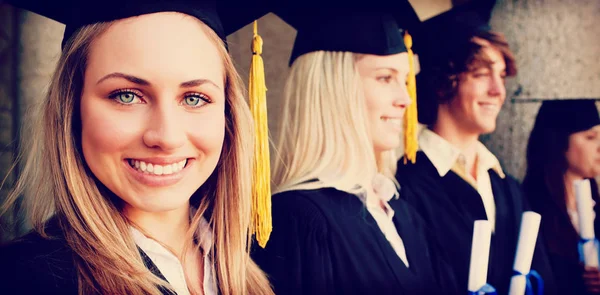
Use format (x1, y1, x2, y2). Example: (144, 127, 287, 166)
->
(381, 117, 403, 132)
(123, 158, 193, 187)
(478, 102, 500, 113)
(127, 157, 188, 165)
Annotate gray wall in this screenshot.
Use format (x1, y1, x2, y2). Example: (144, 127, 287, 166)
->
(0, 4, 63, 240)
(483, 0, 600, 179)
(0, 3, 17, 241)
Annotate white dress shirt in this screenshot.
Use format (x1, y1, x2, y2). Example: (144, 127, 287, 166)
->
(419, 128, 506, 231)
(356, 174, 410, 267)
(130, 217, 218, 295)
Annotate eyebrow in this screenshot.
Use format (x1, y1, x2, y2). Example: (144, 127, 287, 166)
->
(97, 72, 150, 86)
(96, 72, 221, 90)
(180, 79, 221, 90)
(374, 67, 398, 72)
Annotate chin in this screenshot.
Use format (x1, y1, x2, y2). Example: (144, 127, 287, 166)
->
(125, 191, 192, 213)
(374, 140, 401, 153)
(583, 169, 600, 179)
(136, 199, 189, 213)
(474, 120, 497, 135)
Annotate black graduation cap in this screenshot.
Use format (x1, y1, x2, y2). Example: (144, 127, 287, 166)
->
(412, 0, 499, 125)
(273, 0, 420, 65)
(534, 99, 600, 135)
(4, 0, 276, 247)
(6, 0, 270, 48)
(412, 0, 497, 69)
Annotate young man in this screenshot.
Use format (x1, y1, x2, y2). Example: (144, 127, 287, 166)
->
(395, 1, 556, 294)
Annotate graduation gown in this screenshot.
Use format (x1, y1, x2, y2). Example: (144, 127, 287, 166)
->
(528, 186, 600, 295)
(251, 186, 459, 295)
(396, 152, 557, 295)
(0, 218, 176, 295)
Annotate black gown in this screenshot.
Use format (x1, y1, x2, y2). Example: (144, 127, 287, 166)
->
(527, 185, 600, 295)
(251, 186, 459, 295)
(395, 152, 557, 295)
(0, 218, 176, 295)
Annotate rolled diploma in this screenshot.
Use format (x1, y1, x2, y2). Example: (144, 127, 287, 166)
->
(468, 220, 492, 292)
(508, 211, 541, 295)
(575, 179, 599, 267)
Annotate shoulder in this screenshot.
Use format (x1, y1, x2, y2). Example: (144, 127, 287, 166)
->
(0, 220, 77, 294)
(503, 173, 521, 186)
(273, 188, 351, 215)
(271, 189, 345, 230)
(396, 152, 438, 182)
(494, 171, 523, 192)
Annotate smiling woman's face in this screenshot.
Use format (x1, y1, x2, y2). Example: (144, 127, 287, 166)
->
(356, 52, 411, 153)
(80, 12, 226, 214)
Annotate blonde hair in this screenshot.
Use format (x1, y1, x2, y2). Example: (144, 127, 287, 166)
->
(1, 18, 272, 295)
(272, 51, 398, 194)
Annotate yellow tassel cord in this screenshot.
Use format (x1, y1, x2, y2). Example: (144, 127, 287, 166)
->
(403, 31, 418, 164)
(249, 20, 272, 248)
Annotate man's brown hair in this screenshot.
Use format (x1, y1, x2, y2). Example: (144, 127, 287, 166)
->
(417, 30, 517, 125)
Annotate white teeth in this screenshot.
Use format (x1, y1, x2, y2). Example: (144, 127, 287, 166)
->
(163, 165, 172, 175)
(382, 118, 402, 127)
(130, 159, 187, 175)
(154, 165, 163, 175)
(480, 104, 499, 112)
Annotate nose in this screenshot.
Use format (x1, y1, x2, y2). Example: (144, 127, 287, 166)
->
(142, 101, 186, 151)
(488, 74, 505, 97)
(393, 83, 412, 108)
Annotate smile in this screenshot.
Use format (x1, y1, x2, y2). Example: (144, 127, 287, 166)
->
(381, 117, 403, 128)
(478, 103, 499, 112)
(127, 159, 188, 176)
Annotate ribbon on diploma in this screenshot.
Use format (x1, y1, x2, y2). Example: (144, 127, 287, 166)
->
(468, 283, 497, 295)
(579, 237, 600, 263)
(512, 269, 544, 295)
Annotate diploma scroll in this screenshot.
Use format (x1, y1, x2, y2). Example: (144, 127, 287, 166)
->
(468, 220, 493, 293)
(575, 179, 600, 267)
(508, 212, 543, 295)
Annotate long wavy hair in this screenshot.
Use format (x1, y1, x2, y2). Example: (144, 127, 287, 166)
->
(523, 113, 600, 220)
(1, 18, 272, 295)
(272, 51, 398, 194)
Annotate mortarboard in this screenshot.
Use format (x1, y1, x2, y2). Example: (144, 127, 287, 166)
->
(412, 0, 497, 68)
(5, 0, 274, 247)
(412, 0, 501, 125)
(273, 0, 422, 163)
(7, 0, 270, 48)
(534, 99, 600, 135)
(273, 1, 421, 65)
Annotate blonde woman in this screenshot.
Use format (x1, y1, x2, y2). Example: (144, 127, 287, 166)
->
(0, 1, 273, 295)
(252, 4, 457, 295)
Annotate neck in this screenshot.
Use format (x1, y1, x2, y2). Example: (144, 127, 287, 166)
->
(432, 116, 481, 178)
(125, 203, 191, 255)
(564, 170, 585, 210)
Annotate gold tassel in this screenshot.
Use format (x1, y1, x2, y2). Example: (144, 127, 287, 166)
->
(249, 20, 272, 248)
(403, 31, 418, 164)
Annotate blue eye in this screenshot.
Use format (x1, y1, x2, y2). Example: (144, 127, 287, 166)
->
(109, 90, 142, 104)
(183, 93, 210, 107)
